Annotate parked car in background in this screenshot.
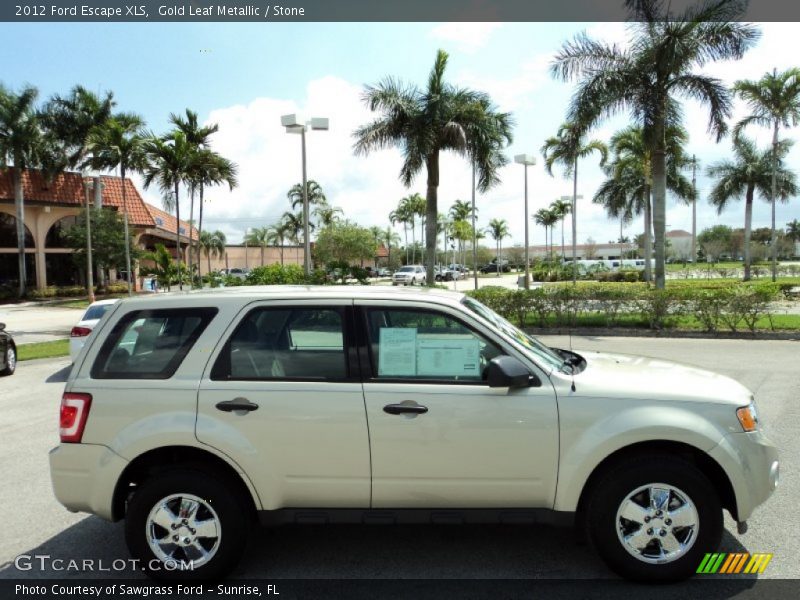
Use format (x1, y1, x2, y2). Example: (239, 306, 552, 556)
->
(479, 263, 511, 274)
(376, 267, 392, 278)
(0, 321, 16, 376)
(449, 264, 468, 274)
(392, 265, 426, 286)
(227, 268, 249, 280)
(434, 266, 464, 282)
(69, 299, 120, 363)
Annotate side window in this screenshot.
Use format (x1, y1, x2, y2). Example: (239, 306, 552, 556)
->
(211, 307, 347, 381)
(365, 308, 503, 382)
(91, 308, 217, 379)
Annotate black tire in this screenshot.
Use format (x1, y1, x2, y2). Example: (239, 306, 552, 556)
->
(1, 344, 16, 376)
(586, 455, 722, 582)
(125, 469, 250, 581)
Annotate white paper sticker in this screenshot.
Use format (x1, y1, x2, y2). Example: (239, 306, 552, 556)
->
(378, 328, 418, 376)
(416, 338, 481, 377)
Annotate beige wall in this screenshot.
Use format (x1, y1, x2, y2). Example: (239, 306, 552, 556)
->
(198, 245, 304, 275)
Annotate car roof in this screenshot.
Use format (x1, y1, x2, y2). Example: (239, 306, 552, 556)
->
(88, 299, 120, 307)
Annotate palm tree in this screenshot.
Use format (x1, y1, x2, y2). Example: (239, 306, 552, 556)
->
(354, 49, 513, 285)
(486, 218, 510, 277)
(281, 211, 309, 245)
(0, 85, 44, 297)
(707, 137, 796, 281)
(399, 194, 421, 263)
(593, 125, 694, 282)
(733, 68, 800, 281)
(389, 207, 410, 263)
(549, 198, 571, 261)
(450, 199, 477, 266)
(191, 151, 237, 279)
(169, 109, 220, 284)
(541, 122, 607, 278)
(245, 226, 271, 266)
(85, 114, 146, 296)
(267, 221, 291, 265)
(142, 131, 194, 288)
(198, 230, 226, 276)
(551, 0, 758, 288)
(381, 226, 401, 268)
(315, 205, 344, 227)
(534, 208, 558, 262)
(787, 219, 800, 244)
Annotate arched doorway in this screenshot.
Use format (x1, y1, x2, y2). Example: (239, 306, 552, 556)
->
(0, 212, 36, 289)
(44, 215, 81, 286)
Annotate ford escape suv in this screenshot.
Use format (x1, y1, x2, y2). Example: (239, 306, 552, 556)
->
(50, 286, 778, 582)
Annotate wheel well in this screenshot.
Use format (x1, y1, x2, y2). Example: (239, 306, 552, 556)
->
(575, 440, 738, 526)
(112, 446, 257, 522)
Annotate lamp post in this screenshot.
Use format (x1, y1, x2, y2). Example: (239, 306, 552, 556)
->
(471, 164, 478, 290)
(82, 175, 96, 303)
(514, 154, 536, 289)
(282, 114, 329, 276)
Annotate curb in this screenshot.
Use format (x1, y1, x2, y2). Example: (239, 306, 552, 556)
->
(524, 327, 800, 341)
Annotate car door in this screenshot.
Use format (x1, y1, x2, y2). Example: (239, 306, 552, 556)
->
(355, 300, 559, 509)
(196, 300, 371, 509)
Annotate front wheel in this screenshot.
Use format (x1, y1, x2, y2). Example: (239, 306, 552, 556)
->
(125, 469, 249, 581)
(1, 345, 16, 376)
(587, 455, 722, 582)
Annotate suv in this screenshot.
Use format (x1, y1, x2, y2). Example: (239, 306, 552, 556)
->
(50, 287, 778, 582)
(392, 265, 426, 286)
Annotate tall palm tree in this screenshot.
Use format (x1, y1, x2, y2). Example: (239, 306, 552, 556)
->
(354, 49, 513, 285)
(398, 194, 421, 263)
(551, 0, 758, 288)
(450, 199, 478, 266)
(534, 208, 558, 262)
(198, 230, 226, 276)
(381, 226, 401, 268)
(315, 205, 344, 227)
(389, 207, 410, 263)
(0, 85, 43, 297)
(85, 114, 146, 296)
(593, 125, 693, 282)
(486, 218, 510, 277)
(142, 130, 194, 289)
(245, 226, 271, 266)
(707, 137, 796, 281)
(549, 198, 572, 261)
(787, 219, 800, 244)
(191, 151, 237, 278)
(281, 211, 308, 245)
(541, 122, 607, 278)
(267, 221, 291, 265)
(733, 68, 800, 281)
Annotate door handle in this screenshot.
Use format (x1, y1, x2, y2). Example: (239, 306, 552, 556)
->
(383, 403, 428, 415)
(216, 398, 259, 413)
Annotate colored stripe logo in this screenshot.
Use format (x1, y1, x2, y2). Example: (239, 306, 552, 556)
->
(697, 553, 773, 574)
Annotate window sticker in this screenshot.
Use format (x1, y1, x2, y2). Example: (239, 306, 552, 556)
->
(378, 328, 418, 376)
(416, 338, 481, 377)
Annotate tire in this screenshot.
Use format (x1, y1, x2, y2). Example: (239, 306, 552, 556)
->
(410, 277, 416, 286)
(125, 469, 249, 581)
(1, 344, 16, 376)
(586, 455, 722, 582)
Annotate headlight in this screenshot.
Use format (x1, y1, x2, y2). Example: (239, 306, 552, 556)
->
(736, 402, 759, 432)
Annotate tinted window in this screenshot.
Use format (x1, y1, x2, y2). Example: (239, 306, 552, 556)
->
(212, 307, 347, 381)
(83, 303, 114, 321)
(91, 308, 217, 379)
(365, 308, 503, 382)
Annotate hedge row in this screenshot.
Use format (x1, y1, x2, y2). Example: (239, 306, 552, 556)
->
(466, 283, 785, 332)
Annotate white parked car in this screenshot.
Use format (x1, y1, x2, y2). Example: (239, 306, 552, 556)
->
(69, 299, 119, 362)
(51, 287, 778, 582)
(392, 265, 426, 286)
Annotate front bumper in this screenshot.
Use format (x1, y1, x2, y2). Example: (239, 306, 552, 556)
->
(708, 430, 779, 522)
(49, 443, 129, 521)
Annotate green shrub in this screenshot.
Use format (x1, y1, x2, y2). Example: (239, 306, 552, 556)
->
(245, 264, 306, 285)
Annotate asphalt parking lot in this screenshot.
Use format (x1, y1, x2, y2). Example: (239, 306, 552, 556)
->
(0, 336, 796, 587)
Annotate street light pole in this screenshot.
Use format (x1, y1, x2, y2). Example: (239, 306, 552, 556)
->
(514, 154, 536, 289)
(691, 154, 697, 264)
(282, 114, 328, 277)
(471, 163, 478, 290)
(83, 176, 95, 303)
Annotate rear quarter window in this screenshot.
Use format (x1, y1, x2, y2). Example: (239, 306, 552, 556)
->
(90, 308, 218, 379)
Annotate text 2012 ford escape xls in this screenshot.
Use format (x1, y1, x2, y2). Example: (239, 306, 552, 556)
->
(50, 286, 778, 581)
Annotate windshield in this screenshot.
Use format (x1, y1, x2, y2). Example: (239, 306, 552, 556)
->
(398, 266, 414, 272)
(461, 296, 568, 373)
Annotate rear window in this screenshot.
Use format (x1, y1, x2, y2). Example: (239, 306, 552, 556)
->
(83, 303, 114, 321)
(91, 308, 217, 379)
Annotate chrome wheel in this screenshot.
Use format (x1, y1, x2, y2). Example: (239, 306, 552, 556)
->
(146, 493, 221, 568)
(615, 483, 699, 564)
(6, 347, 16, 372)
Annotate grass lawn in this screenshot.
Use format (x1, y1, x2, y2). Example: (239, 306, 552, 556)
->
(525, 312, 800, 332)
(17, 339, 70, 361)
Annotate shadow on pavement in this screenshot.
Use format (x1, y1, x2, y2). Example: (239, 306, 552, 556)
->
(46, 365, 72, 383)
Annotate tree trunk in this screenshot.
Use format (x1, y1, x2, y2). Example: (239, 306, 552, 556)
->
(13, 169, 26, 297)
(770, 119, 779, 282)
(207, 251, 211, 277)
(652, 119, 667, 289)
(197, 183, 204, 279)
(410, 216, 416, 264)
(644, 186, 652, 284)
(261, 245, 265, 266)
(743, 186, 754, 282)
(425, 153, 439, 286)
(174, 182, 182, 291)
(496, 239, 500, 277)
(121, 165, 132, 296)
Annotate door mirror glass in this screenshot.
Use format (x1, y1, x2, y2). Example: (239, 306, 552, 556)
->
(487, 356, 538, 388)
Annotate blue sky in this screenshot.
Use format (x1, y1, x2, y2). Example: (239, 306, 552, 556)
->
(2, 21, 799, 247)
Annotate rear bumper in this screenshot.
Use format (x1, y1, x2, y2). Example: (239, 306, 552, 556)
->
(49, 443, 129, 521)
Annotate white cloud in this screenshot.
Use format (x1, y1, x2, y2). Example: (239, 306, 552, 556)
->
(429, 22, 503, 54)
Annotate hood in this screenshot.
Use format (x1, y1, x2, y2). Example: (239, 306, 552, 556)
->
(567, 351, 753, 407)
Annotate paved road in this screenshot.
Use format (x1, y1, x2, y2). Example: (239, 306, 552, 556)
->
(0, 337, 796, 583)
(0, 304, 83, 344)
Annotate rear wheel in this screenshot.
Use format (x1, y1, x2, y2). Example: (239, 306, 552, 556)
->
(587, 455, 722, 582)
(1, 345, 16, 376)
(125, 469, 249, 581)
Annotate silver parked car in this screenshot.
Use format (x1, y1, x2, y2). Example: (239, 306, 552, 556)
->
(392, 265, 426, 286)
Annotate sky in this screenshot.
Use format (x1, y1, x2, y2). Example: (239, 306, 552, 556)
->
(1, 20, 799, 248)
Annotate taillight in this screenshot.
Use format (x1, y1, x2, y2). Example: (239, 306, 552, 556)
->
(70, 326, 92, 338)
(60, 393, 92, 443)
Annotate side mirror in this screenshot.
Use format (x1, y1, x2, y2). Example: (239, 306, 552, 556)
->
(487, 355, 540, 388)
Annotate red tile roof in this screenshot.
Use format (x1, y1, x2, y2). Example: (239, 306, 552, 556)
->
(144, 204, 198, 240)
(0, 168, 155, 227)
(666, 229, 692, 238)
(376, 244, 389, 258)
